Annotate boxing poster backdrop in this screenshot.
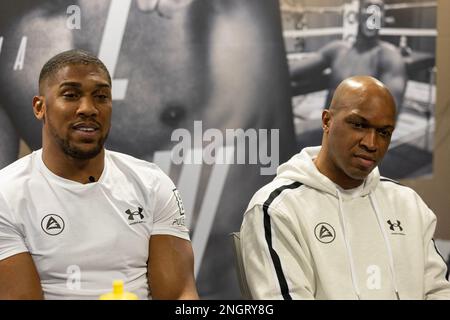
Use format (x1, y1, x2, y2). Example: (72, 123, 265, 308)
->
(0, 0, 438, 299)
(282, 0, 437, 179)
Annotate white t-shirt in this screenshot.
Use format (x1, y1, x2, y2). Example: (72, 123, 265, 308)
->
(0, 149, 190, 299)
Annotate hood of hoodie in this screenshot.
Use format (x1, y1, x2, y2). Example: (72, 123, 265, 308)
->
(276, 146, 380, 199)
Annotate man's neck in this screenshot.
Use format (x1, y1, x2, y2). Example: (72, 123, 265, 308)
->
(353, 35, 380, 51)
(42, 145, 105, 184)
(313, 150, 364, 190)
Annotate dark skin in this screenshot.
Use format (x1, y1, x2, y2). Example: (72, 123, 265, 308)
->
(314, 76, 397, 189)
(0, 253, 44, 299)
(0, 63, 199, 299)
(33, 63, 112, 183)
(148, 235, 199, 299)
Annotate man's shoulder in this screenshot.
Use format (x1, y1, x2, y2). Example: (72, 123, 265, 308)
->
(106, 149, 144, 163)
(378, 41, 404, 61)
(246, 178, 306, 212)
(0, 153, 35, 189)
(320, 40, 349, 56)
(378, 176, 418, 197)
(105, 150, 168, 180)
(379, 176, 404, 187)
(379, 40, 400, 52)
(0, 154, 37, 207)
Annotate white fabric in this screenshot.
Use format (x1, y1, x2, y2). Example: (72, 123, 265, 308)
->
(241, 146, 450, 299)
(0, 149, 190, 300)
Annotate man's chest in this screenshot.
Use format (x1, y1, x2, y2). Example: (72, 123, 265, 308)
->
(16, 186, 152, 271)
(298, 196, 424, 298)
(331, 47, 382, 81)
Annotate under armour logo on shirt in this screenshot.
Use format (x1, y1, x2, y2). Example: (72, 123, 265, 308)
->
(125, 207, 144, 221)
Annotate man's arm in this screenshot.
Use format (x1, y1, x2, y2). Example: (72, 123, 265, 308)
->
(417, 197, 450, 299)
(148, 235, 199, 299)
(0, 192, 43, 299)
(424, 239, 450, 300)
(379, 44, 408, 113)
(240, 205, 315, 299)
(289, 53, 329, 81)
(289, 41, 343, 81)
(0, 252, 43, 299)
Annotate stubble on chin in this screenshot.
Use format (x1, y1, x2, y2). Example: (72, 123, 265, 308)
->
(48, 123, 107, 160)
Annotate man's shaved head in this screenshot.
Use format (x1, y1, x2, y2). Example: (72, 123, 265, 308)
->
(329, 75, 396, 117)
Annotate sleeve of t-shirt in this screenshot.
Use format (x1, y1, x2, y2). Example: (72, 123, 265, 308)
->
(0, 192, 29, 261)
(150, 168, 190, 241)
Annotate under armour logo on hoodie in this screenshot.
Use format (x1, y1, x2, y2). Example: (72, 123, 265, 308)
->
(387, 220, 404, 234)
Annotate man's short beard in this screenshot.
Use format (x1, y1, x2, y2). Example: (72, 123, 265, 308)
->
(59, 137, 105, 160)
(48, 120, 108, 160)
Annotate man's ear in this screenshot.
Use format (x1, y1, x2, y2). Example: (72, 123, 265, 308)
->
(322, 109, 331, 133)
(32, 96, 45, 121)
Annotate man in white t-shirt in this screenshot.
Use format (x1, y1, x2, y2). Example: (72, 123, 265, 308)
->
(0, 49, 199, 299)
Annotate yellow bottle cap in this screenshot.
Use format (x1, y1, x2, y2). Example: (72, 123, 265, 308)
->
(99, 280, 139, 300)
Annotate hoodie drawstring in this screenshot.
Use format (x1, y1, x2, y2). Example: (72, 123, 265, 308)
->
(337, 190, 401, 300)
(369, 193, 401, 300)
(336, 190, 361, 300)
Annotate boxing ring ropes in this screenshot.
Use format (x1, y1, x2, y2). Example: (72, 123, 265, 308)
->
(281, 1, 437, 38)
(281, 0, 437, 151)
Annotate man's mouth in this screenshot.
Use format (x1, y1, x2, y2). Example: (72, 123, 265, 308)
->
(72, 122, 100, 131)
(72, 122, 100, 138)
(76, 127, 96, 132)
(354, 154, 376, 169)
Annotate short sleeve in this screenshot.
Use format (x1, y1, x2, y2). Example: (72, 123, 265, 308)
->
(0, 192, 28, 261)
(150, 169, 190, 241)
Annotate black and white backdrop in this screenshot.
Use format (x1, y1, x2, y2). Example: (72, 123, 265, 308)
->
(0, 0, 444, 299)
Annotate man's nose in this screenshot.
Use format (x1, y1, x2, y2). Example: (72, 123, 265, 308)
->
(360, 129, 377, 152)
(76, 98, 98, 117)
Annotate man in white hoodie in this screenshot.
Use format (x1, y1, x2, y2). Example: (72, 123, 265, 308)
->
(240, 75, 450, 299)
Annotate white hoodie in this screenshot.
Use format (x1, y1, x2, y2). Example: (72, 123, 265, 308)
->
(241, 146, 450, 300)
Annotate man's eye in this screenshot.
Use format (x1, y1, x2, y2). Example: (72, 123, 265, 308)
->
(352, 122, 364, 129)
(95, 93, 111, 101)
(378, 130, 392, 138)
(63, 93, 78, 99)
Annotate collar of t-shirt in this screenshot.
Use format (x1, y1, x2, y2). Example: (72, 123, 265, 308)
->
(35, 149, 108, 189)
